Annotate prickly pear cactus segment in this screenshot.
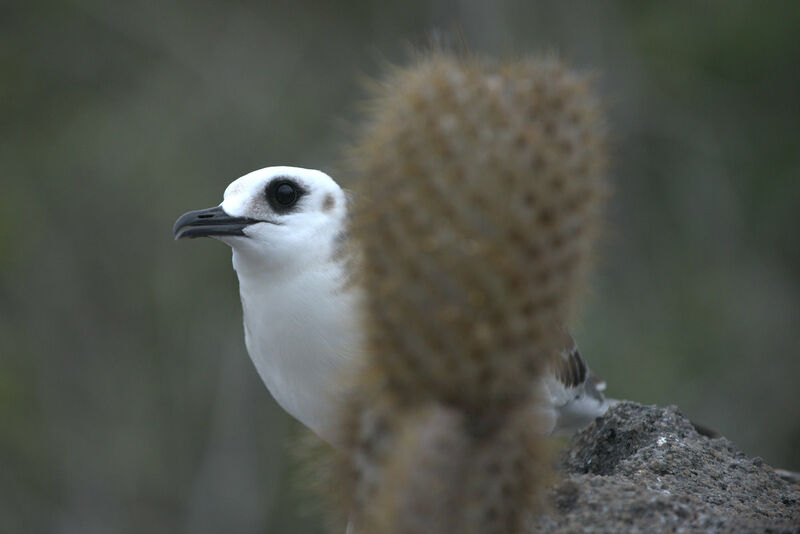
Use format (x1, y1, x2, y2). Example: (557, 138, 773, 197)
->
(351, 54, 606, 410)
(338, 52, 607, 534)
(347, 401, 550, 534)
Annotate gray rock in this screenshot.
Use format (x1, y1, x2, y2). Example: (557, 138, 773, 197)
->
(528, 402, 800, 533)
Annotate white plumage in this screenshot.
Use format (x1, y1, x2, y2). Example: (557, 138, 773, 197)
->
(174, 166, 613, 445)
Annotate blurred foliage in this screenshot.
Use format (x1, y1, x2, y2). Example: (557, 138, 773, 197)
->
(1, 1, 798, 533)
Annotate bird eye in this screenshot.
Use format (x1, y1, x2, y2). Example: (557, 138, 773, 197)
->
(266, 179, 301, 211)
(275, 183, 297, 205)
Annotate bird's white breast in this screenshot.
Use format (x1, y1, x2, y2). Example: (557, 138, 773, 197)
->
(234, 253, 362, 444)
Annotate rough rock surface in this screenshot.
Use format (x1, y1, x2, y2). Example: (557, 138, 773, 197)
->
(528, 402, 800, 533)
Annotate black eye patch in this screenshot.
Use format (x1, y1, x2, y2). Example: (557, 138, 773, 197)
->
(265, 178, 305, 212)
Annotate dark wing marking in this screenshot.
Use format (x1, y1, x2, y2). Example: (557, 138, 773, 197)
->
(551, 329, 608, 401)
(553, 333, 587, 389)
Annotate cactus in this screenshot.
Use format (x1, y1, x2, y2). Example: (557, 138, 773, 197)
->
(336, 51, 607, 534)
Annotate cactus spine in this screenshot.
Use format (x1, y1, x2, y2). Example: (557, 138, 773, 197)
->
(337, 52, 607, 534)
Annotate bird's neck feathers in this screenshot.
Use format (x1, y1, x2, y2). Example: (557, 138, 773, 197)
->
(230, 235, 360, 317)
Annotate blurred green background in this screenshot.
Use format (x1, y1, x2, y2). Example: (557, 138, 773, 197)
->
(2, 1, 798, 532)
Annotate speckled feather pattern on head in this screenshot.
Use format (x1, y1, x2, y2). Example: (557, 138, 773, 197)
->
(336, 53, 607, 534)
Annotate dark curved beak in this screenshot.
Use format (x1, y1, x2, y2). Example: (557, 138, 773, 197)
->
(173, 206, 257, 240)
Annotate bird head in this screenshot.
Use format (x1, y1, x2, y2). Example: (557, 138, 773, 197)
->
(173, 166, 349, 273)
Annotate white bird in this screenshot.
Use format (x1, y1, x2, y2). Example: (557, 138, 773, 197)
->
(174, 166, 613, 445)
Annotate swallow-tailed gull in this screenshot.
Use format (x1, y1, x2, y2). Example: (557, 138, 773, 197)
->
(173, 166, 613, 445)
